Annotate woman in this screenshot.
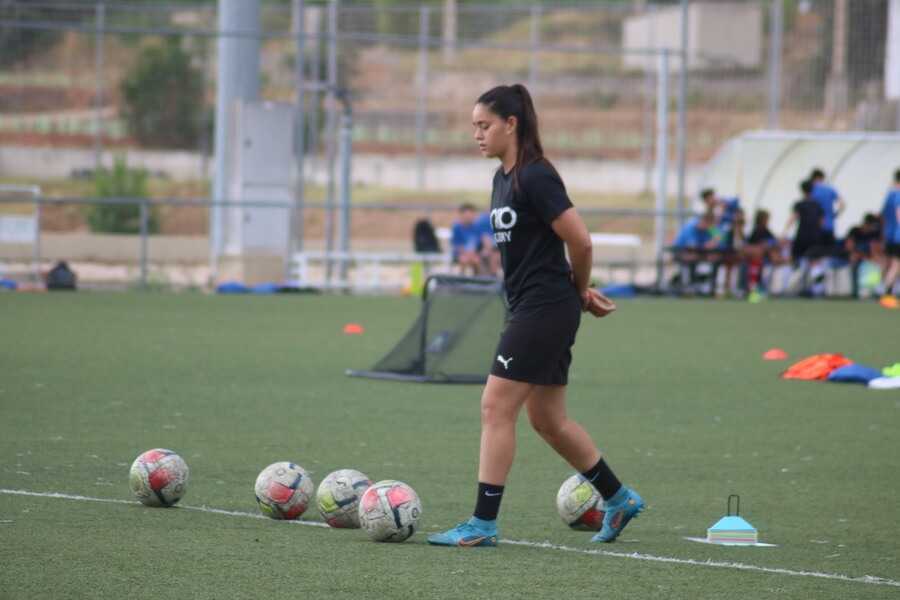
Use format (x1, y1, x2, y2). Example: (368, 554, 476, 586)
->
(427, 84, 643, 547)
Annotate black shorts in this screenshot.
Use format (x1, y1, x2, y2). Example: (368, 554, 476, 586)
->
(792, 238, 827, 261)
(490, 293, 581, 386)
(888, 243, 900, 258)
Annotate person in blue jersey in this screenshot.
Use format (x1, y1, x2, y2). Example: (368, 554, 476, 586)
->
(878, 169, 900, 307)
(700, 188, 740, 248)
(428, 84, 643, 548)
(450, 203, 487, 275)
(672, 211, 720, 292)
(808, 168, 846, 248)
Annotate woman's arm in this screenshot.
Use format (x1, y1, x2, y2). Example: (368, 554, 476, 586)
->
(551, 207, 593, 308)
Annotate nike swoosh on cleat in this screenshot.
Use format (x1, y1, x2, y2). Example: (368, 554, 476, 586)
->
(610, 510, 624, 529)
(458, 536, 486, 547)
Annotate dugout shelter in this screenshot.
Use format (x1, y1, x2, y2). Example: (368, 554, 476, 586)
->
(698, 131, 900, 237)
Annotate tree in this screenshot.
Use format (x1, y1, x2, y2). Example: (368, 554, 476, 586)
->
(120, 38, 205, 149)
(83, 154, 160, 234)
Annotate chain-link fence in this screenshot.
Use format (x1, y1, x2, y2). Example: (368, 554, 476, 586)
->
(0, 1, 897, 290)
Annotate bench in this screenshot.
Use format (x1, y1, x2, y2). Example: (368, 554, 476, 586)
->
(291, 250, 454, 291)
(590, 233, 642, 284)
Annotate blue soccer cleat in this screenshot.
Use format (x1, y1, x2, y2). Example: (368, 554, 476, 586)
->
(427, 517, 498, 547)
(591, 486, 643, 543)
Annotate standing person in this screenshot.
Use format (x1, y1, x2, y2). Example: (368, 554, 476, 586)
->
(879, 169, 900, 308)
(427, 84, 643, 548)
(782, 180, 826, 295)
(808, 168, 846, 248)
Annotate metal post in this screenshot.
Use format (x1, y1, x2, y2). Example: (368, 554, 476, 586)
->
(324, 0, 339, 282)
(292, 0, 307, 276)
(416, 5, 430, 190)
(675, 0, 688, 227)
(338, 98, 352, 255)
(641, 4, 656, 194)
(441, 0, 457, 64)
(529, 5, 541, 101)
(34, 196, 42, 284)
(139, 199, 148, 292)
(93, 2, 105, 169)
(766, 0, 783, 129)
(309, 8, 322, 173)
(654, 52, 670, 290)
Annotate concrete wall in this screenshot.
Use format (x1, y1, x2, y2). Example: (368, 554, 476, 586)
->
(0, 145, 701, 196)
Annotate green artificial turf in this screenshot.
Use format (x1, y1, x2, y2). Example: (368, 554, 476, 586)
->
(1, 293, 898, 599)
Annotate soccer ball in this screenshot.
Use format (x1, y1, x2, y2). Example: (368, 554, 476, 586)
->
(556, 474, 605, 531)
(358, 480, 422, 542)
(129, 448, 189, 507)
(316, 469, 373, 528)
(254, 462, 314, 520)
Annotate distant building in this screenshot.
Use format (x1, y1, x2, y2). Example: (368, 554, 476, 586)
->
(622, 2, 762, 72)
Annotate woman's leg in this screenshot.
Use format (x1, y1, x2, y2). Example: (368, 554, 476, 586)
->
(524, 384, 599, 472)
(478, 375, 534, 484)
(525, 384, 644, 543)
(427, 375, 533, 547)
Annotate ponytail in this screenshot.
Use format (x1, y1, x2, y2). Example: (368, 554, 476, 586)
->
(476, 83, 560, 193)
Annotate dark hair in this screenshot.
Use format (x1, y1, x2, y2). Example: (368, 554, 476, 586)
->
(476, 83, 559, 192)
(458, 202, 477, 212)
(700, 188, 715, 201)
(810, 168, 825, 181)
(894, 168, 900, 183)
(864, 213, 879, 226)
(801, 180, 814, 195)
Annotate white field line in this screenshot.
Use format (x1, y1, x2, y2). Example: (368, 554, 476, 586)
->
(2, 488, 898, 588)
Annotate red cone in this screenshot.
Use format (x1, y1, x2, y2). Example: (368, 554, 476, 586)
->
(763, 348, 787, 360)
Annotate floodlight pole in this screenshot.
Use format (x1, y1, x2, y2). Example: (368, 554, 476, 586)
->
(210, 0, 261, 283)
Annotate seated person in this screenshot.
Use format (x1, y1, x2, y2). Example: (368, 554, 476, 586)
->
(672, 211, 721, 290)
(843, 213, 883, 298)
(719, 207, 746, 295)
(742, 209, 787, 296)
(450, 203, 485, 275)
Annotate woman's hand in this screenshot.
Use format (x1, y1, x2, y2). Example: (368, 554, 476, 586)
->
(584, 288, 617, 318)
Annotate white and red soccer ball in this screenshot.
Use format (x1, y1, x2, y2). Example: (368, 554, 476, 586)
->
(129, 448, 190, 507)
(316, 469, 373, 528)
(358, 480, 422, 542)
(556, 474, 605, 531)
(254, 461, 314, 520)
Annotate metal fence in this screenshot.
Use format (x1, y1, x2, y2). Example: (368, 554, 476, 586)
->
(0, 193, 682, 291)
(0, 0, 896, 290)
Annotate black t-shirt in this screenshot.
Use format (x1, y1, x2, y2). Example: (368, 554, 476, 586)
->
(490, 161, 576, 311)
(792, 199, 824, 242)
(847, 226, 879, 245)
(747, 225, 775, 245)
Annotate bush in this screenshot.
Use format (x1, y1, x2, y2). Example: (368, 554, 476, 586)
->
(83, 154, 160, 234)
(120, 38, 204, 149)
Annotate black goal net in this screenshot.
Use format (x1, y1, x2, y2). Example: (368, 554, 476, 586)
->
(347, 275, 507, 383)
